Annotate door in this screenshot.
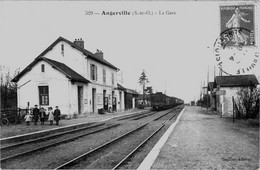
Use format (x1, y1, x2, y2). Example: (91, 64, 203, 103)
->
(78, 86, 83, 114)
(92, 88, 96, 113)
(112, 97, 117, 111)
(103, 90, 108, 111)
(119, 91, 122, 110)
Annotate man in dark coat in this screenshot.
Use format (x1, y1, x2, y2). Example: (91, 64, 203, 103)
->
(32, 105, 39, 125)
(39, 107, 46, 125)
(54, 106, 61, 125)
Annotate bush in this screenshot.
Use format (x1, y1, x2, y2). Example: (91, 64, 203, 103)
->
(236, 87, 260, 119)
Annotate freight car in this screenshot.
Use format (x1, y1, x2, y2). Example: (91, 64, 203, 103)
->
(150, 92, 183, 111)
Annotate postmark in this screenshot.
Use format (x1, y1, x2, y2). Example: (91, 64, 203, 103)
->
(214, 27, 259, 75)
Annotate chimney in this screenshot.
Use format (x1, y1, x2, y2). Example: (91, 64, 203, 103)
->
(73, 38, 84, 49)
(95, 49, 104, 59)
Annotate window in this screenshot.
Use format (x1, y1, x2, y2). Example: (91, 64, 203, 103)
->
(103, 69, 106, 84)
(111, 72, 114, 85)
(41, 64, 45, 72)
(61, 44, 64, 56)
(91, 64, 97, 81)
(39, 86, 49, 105)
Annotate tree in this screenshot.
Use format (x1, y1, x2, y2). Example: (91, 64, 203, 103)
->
(145, 86, 153, 107)
(145, 86, 153, 94)
(138, 70, 149, 105)
(236, 86, 260, 119)
(0, 66, 19, 109)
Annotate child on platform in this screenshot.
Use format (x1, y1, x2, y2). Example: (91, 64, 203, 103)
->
(24, 112, 32, 126)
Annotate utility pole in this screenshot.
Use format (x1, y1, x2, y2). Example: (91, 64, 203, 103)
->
(200, 81, 202, 109)
(143, 82, 145, 105)
(214, 66, 216, 79)
(207, 65, 209, 110)
(164, 80, 167, 95)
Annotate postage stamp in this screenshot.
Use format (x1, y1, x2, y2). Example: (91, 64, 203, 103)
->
(220, 4, 255, 47)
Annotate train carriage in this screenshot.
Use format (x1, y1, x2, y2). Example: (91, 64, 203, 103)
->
(150, 92, 183, 111)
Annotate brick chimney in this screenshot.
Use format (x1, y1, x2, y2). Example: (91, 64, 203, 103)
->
(73, 38, 84, 49)
(95, 49, 104, 59)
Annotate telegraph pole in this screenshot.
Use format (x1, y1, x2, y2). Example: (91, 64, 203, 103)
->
(207, 65, 209, 110)
(200, 81, 202, 109)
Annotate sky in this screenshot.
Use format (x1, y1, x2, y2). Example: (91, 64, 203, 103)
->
(0, 1, 259, 103)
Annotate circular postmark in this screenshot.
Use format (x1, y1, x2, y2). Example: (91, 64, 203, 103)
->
(213, 27, 259, 75)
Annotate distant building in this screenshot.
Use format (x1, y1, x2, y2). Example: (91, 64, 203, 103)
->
(125, 89, 139, 109)
(138, 94, 151, 106)
(208, 82, 215, 110)
(117, 84, 139, 110)
(212, 74, 259, 117)
(12, 37, 125, 116)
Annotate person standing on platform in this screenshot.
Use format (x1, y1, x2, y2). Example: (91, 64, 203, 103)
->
(33, 105, 39, 125)
(54, 106, 61, 125)
(47, 107, 54, 125)
(39, 107, 46, 125)
(24, 112, 32, 126)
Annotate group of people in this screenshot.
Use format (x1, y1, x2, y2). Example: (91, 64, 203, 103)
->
(24, 105, 61, 126)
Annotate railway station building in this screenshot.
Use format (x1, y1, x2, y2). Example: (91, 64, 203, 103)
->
(12, 37, 125, 117)
(117, 84, 139, 110)
(210, 74, 259, 117)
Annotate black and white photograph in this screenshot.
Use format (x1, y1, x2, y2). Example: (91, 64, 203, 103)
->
(0, 0, 259, 169)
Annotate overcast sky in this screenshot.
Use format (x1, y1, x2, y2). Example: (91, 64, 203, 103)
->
(0, 1, 259, 103)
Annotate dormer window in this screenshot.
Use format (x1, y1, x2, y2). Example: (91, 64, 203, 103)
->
(61, 44, 64, 56)
(41, 64, 45, 72)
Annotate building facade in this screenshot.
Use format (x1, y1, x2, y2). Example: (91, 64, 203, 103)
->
(12, 37, 125, 116)
(117, 84, 139, 110)
(211, 75, 259, 117)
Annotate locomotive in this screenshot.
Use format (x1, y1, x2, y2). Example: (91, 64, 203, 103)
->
(150, 92, 184, 111)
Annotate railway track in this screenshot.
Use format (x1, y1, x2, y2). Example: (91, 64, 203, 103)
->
(0, 110, 162, 161)
(0, 106, 182, 169)
(0, 122, 120, 163)
(1, 122, 105, 150)
(115, 110, 153, 121)
(1, 110, 152, 148)
(54, 108, 181, 169)
(0, 110, 154, 163)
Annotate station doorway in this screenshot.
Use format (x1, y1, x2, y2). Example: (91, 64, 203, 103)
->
(77, 86, 83, 114)
(92, 88, 96, 113)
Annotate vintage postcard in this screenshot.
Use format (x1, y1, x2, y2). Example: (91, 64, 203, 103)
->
(0, 1, 259, 170)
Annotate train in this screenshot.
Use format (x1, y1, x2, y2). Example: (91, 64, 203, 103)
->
(150, 92, 184, 111)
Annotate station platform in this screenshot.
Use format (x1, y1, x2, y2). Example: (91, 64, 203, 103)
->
(0, 109, 149, 141)
(138, 106, 259, 170)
